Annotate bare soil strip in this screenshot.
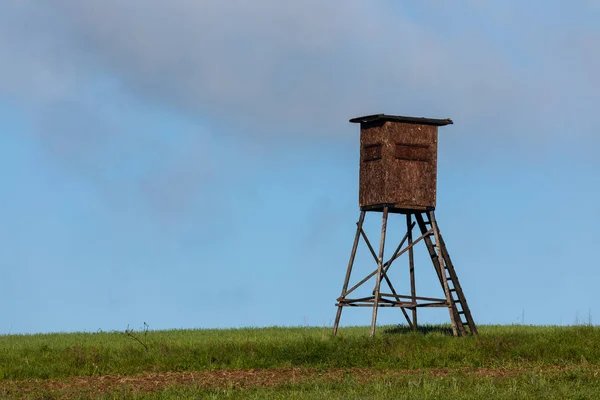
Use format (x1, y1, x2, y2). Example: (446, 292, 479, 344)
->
(2, 366, 596, 397)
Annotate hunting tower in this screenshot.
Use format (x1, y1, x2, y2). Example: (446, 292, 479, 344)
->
(332, 114, 477, 337)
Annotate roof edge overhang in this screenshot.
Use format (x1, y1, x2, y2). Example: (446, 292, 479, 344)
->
(349, 114, 453, 126)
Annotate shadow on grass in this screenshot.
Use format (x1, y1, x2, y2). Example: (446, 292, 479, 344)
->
(382, 325, 454, 336)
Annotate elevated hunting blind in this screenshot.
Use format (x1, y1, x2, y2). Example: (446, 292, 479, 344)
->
(353, 114, 452, 212)
(332, 114, 477, 337)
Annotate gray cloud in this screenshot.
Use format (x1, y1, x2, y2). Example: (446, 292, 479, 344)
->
(3, 1, 600, 137)
(2, 1, 599, 220)
(0, 2, 529, 134)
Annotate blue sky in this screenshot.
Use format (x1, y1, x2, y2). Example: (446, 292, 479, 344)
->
(1, 1, 600, 334)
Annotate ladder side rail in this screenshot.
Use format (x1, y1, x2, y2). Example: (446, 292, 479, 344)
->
(428, 211, 462, 336)
(415, 213, 465, 336)
(437, 231, 478, 336)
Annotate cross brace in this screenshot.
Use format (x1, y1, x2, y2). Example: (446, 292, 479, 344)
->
(332, 208, 477, 337)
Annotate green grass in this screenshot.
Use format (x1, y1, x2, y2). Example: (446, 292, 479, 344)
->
(96, 372, 600, 400)
(1, 324, 599, 379)
(1, 324, 599, 398)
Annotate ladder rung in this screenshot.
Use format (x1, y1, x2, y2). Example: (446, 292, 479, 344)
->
(458, 311, 465, 314)
(449, 288, 456, 292)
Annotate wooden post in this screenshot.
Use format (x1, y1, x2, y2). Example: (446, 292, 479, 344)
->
(370, 206, 389, 338)
(407, 214, 417, 331)
(357, 219, 413, 327)
(381, 270, 413, 328)
(332, 211, 365, 335)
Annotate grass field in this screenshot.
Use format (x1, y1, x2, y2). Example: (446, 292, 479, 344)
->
(1, 324, 599, 399)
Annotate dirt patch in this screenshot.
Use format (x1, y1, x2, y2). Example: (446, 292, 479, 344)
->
(1, 366, 594, 398)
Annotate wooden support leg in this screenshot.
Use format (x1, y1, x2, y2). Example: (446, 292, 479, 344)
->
(381, 271, 413, 329)
(407, 214, 417, 331)
(332, 211, 366, 336)
(370, 207, 389, 338)
(360, 220, 412, 328)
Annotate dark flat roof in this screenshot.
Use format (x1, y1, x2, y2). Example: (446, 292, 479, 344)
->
(349, 114, 453, 126)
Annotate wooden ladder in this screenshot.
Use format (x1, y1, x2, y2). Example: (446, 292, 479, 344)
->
(415, 211, 478, 336)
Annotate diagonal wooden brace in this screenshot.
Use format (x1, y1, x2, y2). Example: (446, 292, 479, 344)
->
(342, 227, 433, 298)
